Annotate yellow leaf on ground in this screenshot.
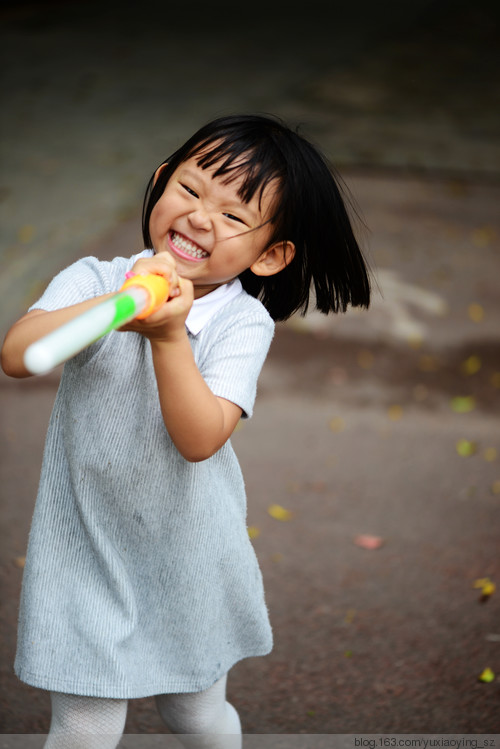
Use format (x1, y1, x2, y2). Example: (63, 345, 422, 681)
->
(456, 439, 477, 457)
(484, 447, 497, 462)
(451, 396, 476, 413)
(474, 577, 493, 589)
(388, 405, 403, 421)
(472, 226, 497, 247)
(482, 582, 496, 597)
(474, 578, 496, 598)
(329, 417, 345, 432)
(478, 667, 495, 683)
(461, 355, 482, 375)
(468, 303, 484, 322)
(267, 504, 292, 521)
(18, 225, 35, 243)
(247, 526, 260, 540)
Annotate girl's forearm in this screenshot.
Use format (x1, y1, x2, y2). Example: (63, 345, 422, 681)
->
(150, 334, 241, 462)
(1, 295, 113, 378)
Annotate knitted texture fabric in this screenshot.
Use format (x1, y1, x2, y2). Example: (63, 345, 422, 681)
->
(46, 692, 127, 749)
(15, 252, 274, 698)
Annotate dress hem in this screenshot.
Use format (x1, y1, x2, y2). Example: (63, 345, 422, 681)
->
(15, 646, 273, 699)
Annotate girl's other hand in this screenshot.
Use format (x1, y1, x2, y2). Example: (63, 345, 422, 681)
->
(120, 252, 193, 342)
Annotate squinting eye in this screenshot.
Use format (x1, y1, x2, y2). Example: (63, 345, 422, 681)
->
(223, 213, 245, 224)
(182, 184, 199, 198)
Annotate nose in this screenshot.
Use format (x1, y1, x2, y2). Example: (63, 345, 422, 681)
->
(188, 207, 211, 232)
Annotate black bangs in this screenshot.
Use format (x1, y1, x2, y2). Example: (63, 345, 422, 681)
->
(190, 132, 287, 209)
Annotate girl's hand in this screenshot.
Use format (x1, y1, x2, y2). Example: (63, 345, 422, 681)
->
(119, 252, 193, 342)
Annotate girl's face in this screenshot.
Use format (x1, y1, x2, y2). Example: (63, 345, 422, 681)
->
(148, 155, 281, 298)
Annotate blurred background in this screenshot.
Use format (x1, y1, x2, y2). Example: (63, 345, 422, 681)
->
(1, 0, 500, 737)
(1, 0, 498, 327)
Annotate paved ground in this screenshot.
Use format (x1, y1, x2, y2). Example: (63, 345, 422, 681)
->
(1, 0, 500, 740)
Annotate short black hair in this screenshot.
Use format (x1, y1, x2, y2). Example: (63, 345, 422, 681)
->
(142, 114, 370, 321)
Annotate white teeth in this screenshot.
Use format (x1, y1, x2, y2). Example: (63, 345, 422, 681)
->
(171, 231, 208, 259)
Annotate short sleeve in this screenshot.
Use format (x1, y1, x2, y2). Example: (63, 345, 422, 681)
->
(195, 300, 275, 419)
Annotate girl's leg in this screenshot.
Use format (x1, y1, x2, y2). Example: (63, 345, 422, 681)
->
(155, 673, 242, 749)
(44, 692, 128, 749)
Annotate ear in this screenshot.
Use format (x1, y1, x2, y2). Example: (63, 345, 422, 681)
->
(250, 240, 296, 277)
(153, 162, 169, 185)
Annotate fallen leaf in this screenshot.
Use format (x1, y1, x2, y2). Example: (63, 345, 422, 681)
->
(344, 609, 356, 623)
(456, 439, 477, 457)
(468, 303, 484, 322)
(478, 667, 495, 683)
(473, 578, 492, 589)
(451, 396, 476, 413)
(344, 650, 353, 658)
(267, 504, 292, 521)
(18, 225, 35, 243)
(388, 405, 403, 421)
(472, 226, 497, 247)
(484, 447, 497, 462)
(461, 355, 482, 375)
(247, 526, 260, 540)
(329, 417, 345, 433)
(354, 534, 384, 550)
(481, 581, 496, 598)
(13, 556, 26, 569)
(474, 577, 496, 601)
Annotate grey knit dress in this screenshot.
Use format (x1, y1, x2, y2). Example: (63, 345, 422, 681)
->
(15, 252, 274, 698)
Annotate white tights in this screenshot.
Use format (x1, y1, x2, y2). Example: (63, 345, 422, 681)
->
(44, 674, 242, 749)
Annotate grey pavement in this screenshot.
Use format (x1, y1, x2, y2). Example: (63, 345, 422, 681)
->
(1, 0, 500, 738)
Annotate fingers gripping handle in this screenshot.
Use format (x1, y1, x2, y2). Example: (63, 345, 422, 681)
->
(119, 273, 169, 318)
(23, 273, 170, 375)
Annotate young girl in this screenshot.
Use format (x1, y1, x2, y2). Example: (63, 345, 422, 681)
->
(1, 114, 370, 747)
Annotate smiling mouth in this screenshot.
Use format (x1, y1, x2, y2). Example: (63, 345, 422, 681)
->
(168, 231, 209, 261)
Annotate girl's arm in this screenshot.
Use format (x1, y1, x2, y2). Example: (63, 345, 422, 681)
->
(151, 330, 243, 462)
(121, 254, 242, 462)
(1, 294, 114, 378)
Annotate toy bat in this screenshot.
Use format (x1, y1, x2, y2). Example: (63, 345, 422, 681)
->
(24, 273, 169, 375)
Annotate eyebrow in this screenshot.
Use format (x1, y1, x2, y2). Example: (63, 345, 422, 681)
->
(177, 166, 261, 222)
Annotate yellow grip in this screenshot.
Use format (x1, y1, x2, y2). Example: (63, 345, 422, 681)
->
(120, 274, 170, 319)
